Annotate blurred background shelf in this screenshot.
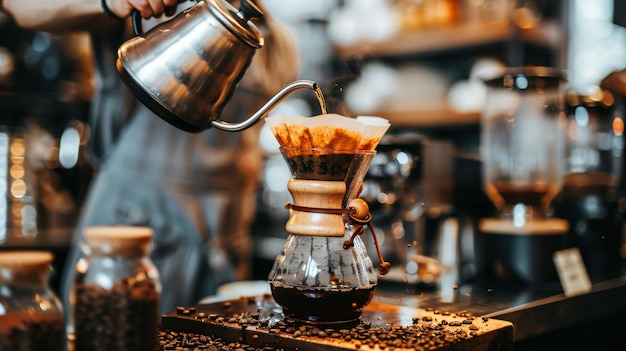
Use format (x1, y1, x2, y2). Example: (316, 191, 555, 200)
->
(327, 2, 568, 131)
(334, 20, 564, 59)
(370, 106, 480, 128)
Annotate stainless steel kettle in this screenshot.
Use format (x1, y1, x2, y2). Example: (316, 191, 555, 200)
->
(116, 0, 318, 133)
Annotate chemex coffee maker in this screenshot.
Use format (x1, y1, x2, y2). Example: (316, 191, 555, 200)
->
(477, 67, 570, 287)
(264, 114, 391, 324)
(115, 0, 321, 133)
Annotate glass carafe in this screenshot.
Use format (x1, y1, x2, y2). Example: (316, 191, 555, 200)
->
(481, 67, 568, 223)
(477, 67, 570, 286)
(268, 147, 383, 324)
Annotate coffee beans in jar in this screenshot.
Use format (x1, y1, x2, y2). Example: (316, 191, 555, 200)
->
(0, 251, 65, 351)
(70, 226, 161, 351)
(0, 313, 64, 351)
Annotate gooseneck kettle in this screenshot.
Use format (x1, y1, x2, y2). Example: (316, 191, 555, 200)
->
(116, 0, 318, 133)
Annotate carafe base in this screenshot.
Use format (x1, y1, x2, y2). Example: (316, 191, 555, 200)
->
(270, 281, 376, 325)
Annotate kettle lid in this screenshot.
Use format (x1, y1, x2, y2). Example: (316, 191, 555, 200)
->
(207, 0, 264, 48)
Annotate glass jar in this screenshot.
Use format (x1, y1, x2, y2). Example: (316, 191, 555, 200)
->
(70, 226, 161, 351)
(0, 251, 65, 351)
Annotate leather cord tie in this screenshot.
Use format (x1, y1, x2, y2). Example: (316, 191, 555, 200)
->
(284, 201, 391, 275)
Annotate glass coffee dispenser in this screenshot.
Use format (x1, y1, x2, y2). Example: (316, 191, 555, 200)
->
(265, 114, 390, 324)
(478, 67, 570, 286)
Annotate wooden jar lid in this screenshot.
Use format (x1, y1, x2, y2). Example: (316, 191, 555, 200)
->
(0, 251, 54, 267)
(83, 226, 153, 256)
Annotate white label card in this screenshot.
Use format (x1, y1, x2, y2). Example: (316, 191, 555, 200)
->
(553, 247, 593, 297)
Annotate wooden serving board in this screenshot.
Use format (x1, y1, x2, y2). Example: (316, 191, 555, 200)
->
(160, 294, 513, 351)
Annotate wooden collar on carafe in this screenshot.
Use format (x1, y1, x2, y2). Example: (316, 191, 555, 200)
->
(284, 199, 391, 275)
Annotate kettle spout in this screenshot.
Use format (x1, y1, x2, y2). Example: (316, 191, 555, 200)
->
(211, 80, 321, 132)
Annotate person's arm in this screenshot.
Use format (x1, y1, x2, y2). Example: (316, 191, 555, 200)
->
(3, 0, 180, 33)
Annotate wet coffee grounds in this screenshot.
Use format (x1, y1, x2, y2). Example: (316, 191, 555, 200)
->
(73, 278, 159, 351)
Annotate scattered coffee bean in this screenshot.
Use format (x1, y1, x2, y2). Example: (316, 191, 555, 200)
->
(158, 305, 492, 351)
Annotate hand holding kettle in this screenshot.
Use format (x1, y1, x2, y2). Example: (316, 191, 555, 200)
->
(5, 0, 320, 133)
(101, 0, 187, 19)
(2, 0, 186, 31)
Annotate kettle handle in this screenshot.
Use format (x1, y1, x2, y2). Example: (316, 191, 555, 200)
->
(130, 0, 201, 35)
(239, 0, 264, 21)
(131, 10, 144, 35)
(131, 5, 182, 36)
(130, 0, 263, 36)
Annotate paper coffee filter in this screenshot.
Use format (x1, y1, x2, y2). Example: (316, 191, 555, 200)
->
(356, 116, 390, 126)
(357, 116, 390, 150)
(265, 114, 390, 151)
(264, 115, 289, 146)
